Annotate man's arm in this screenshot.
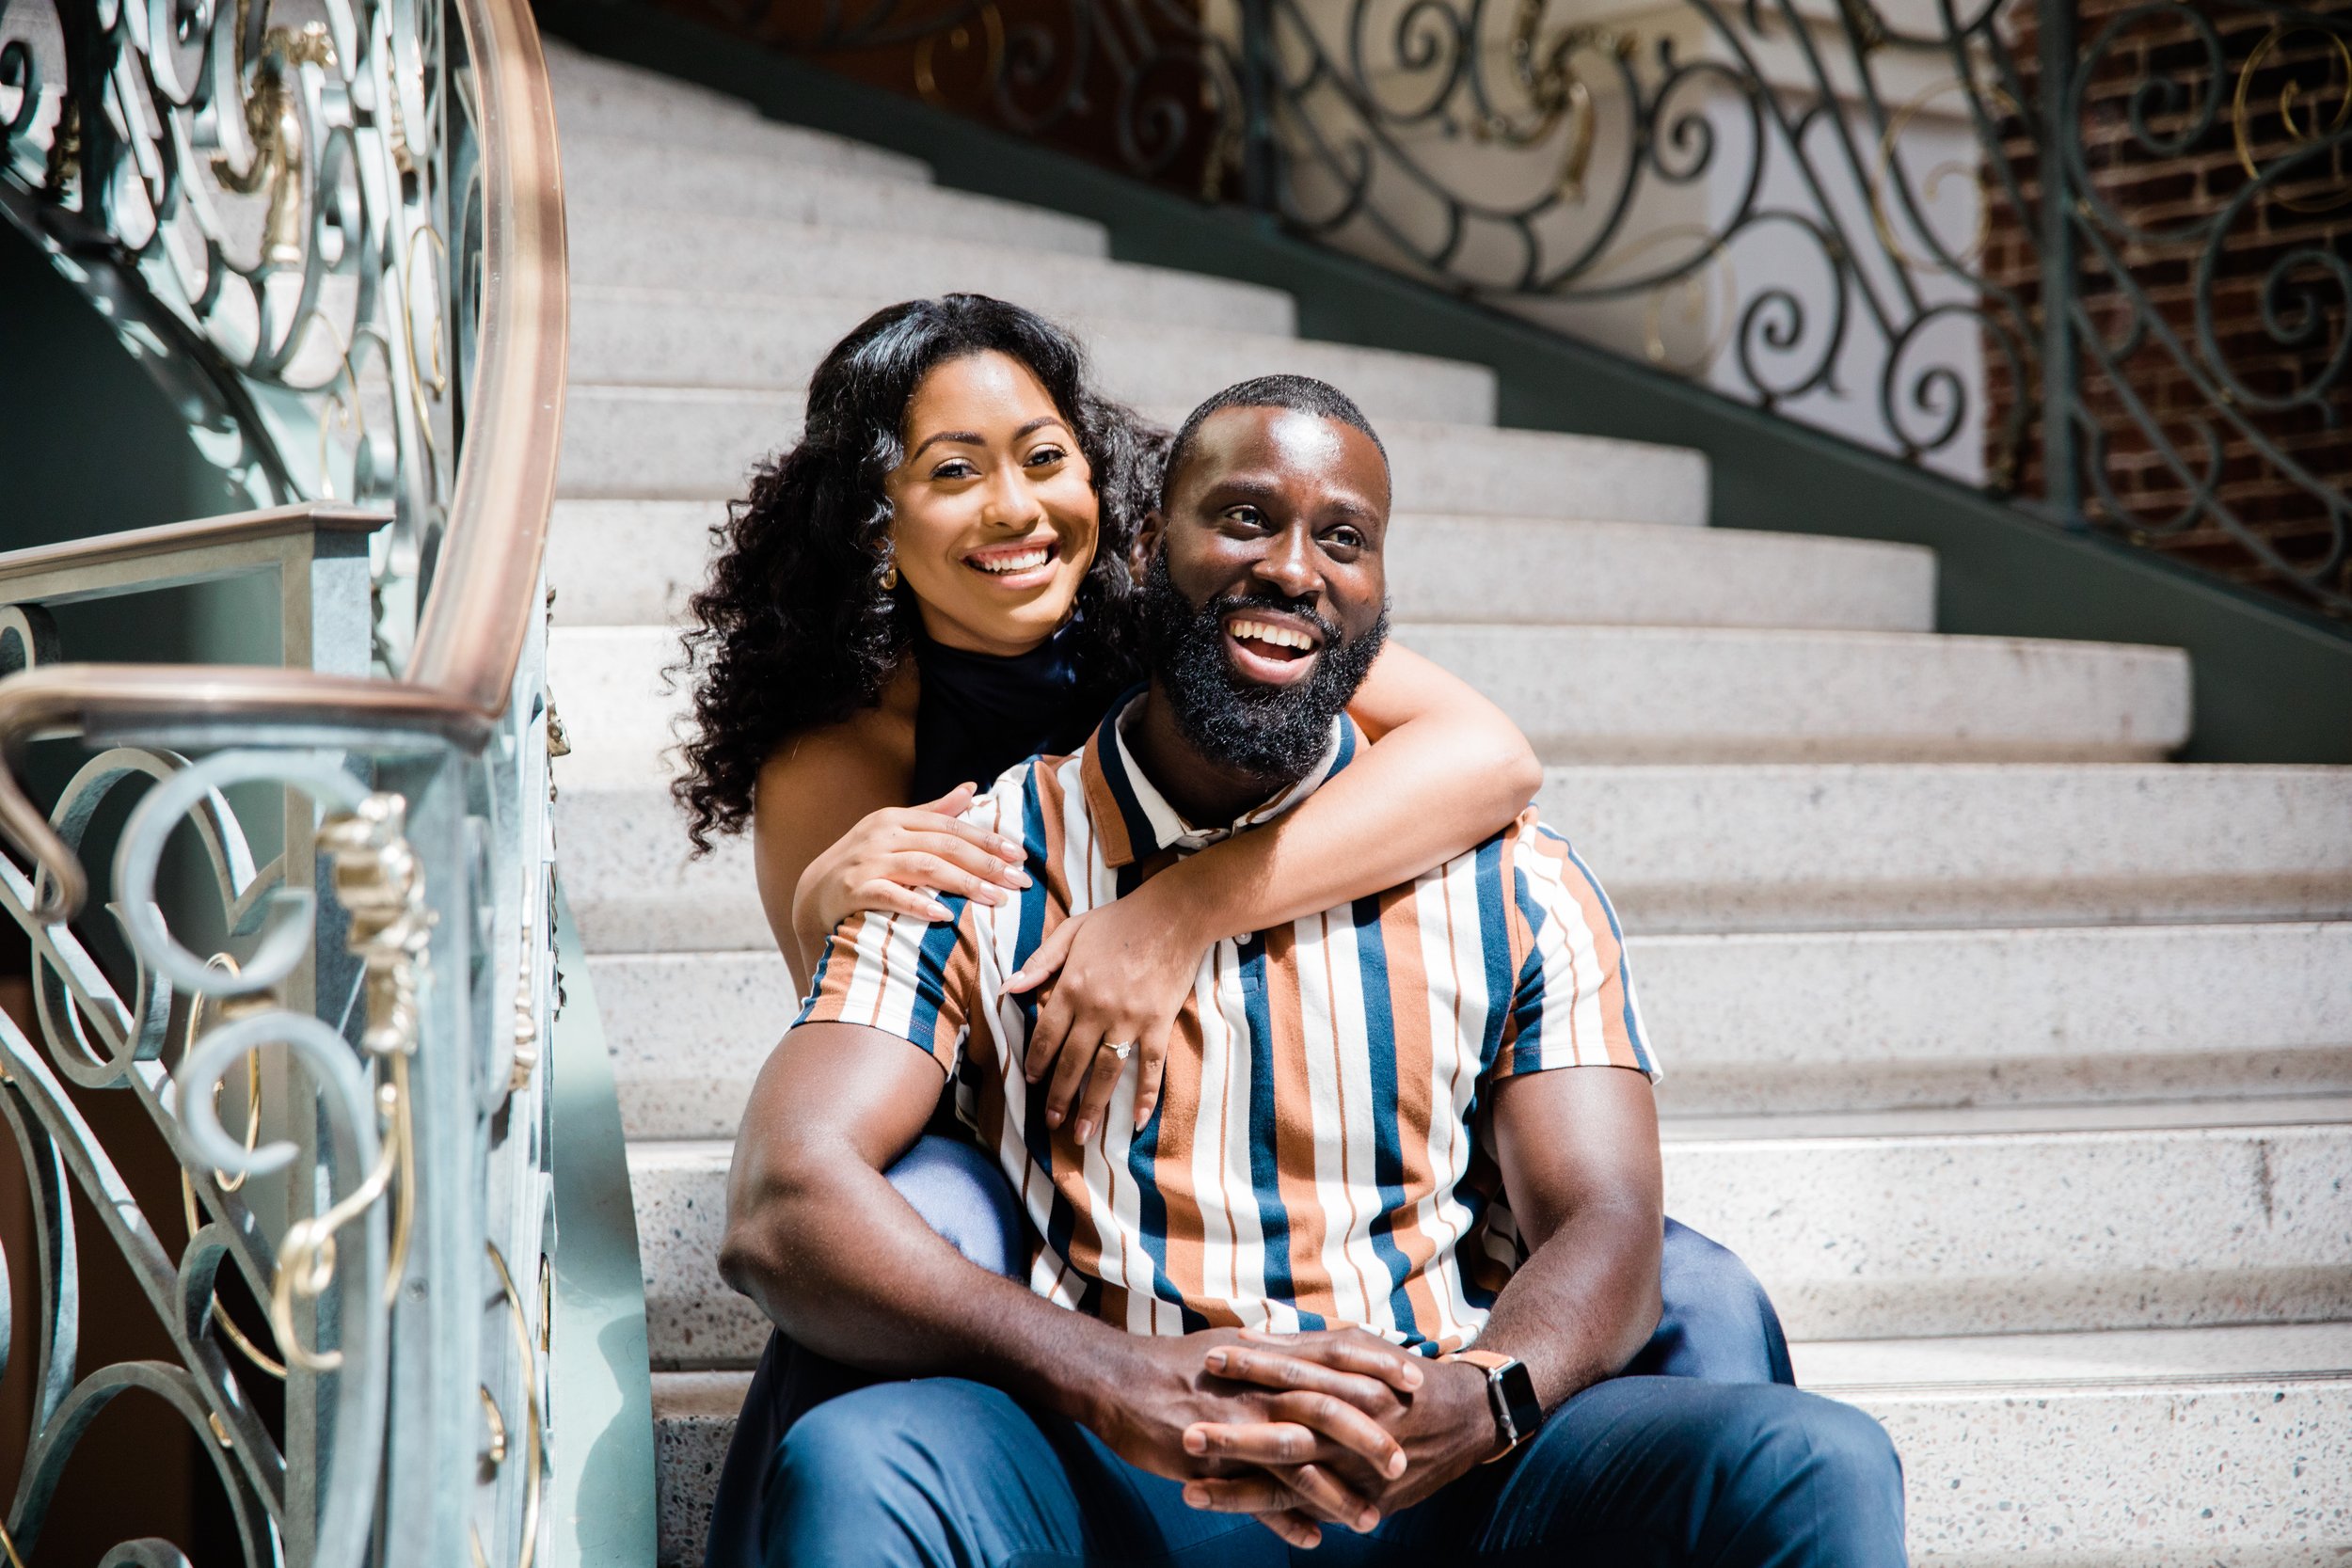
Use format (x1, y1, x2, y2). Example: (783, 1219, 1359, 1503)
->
(719, 1019, 1121, 1411)
(718, 1020, 1415, 1502)
(1470, 1063, 1665, 1405)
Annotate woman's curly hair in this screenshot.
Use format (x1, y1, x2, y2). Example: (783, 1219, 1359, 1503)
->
(673, 294, 1164, 853)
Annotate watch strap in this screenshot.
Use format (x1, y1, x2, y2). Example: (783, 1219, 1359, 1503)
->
(1443, 1350, 1533, 1463)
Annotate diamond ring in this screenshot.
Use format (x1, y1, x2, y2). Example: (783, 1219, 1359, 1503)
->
(1104, 1040, 1136, 1062)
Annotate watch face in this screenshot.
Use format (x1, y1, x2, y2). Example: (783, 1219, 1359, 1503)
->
(1498, 1360, 1543, 1442)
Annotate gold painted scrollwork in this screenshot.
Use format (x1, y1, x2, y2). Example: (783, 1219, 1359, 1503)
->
(2232, 22, 2352, 214)
(1488, 1, 1627, 201)
(914, 3, 1007, 106)
(469, 1241, 545, 1568)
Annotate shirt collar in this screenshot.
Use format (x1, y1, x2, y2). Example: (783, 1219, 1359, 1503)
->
(1079, 685, 1359, 869)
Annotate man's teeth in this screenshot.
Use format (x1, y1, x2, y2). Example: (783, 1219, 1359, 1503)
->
(972, 546, 1051, 575)
(1229, 618, 1317, 651)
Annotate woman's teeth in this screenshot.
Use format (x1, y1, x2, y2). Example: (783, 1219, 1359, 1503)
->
(1230, 618, 1316, 651)
(971, 546, 1052, 575)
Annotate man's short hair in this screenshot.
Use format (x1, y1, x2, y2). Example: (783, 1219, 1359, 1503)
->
(1159, 374, 1389, 508)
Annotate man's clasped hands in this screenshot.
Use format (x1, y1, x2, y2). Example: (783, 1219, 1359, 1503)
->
(1096, 1324, 1509, 1550)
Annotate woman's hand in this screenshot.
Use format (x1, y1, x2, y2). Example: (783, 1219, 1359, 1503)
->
(1006, 878, 1212, 1142)
(791, 784, 1030, 949)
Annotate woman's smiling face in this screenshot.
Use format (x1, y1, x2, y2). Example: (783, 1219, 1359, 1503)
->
(884, 351, 1100, 658)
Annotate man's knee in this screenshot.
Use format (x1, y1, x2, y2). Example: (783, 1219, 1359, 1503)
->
(1744, 1389, 1902, 1490)
(1710, 1387, 1907, 1563)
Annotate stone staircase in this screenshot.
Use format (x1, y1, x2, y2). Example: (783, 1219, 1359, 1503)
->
(535, 40, 2352, 1566)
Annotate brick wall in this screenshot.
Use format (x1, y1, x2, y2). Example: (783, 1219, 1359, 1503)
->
(1983, 0, 2351, 610)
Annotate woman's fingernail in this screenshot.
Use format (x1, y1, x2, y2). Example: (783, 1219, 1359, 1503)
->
(1008, 868, 1032, 887)
(1183, 1429, 1207, 1455)
(978, 888, 1006, 906)
(1073, 1119, 1093, 1142)
(1204, 1349, 1228, 1370)
(1044, 1108, 1062, 1127)
(926, 905, 952, 922)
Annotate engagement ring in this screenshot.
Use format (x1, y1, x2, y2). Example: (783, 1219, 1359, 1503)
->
(1104, 1040, 1136, 1061)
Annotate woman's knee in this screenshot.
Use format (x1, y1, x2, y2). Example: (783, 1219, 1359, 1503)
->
(882, 1135, 1025, 1276)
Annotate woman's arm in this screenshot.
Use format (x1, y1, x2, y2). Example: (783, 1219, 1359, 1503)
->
(752, 706, 1027, 990)
(1014, 642, 1540, 1138)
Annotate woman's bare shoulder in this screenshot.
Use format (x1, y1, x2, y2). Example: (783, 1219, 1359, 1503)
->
(753, 665, 918, 828)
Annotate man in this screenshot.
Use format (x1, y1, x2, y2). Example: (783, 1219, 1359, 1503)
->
(718, 376, 1907, 1565)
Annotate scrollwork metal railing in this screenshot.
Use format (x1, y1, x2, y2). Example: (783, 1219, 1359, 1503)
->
(0, 494, 575, 1561)
(654, 0, 2351, 612)
(0, 0, 586, 1546)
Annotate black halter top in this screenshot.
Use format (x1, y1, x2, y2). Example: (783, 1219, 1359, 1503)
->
(909, 622, 1098, 801)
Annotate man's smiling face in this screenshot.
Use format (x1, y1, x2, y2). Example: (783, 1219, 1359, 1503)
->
(1135, 403, 1391, 785)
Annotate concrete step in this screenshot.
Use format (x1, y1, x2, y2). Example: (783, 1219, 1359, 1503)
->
(553, 765, 2352, 953)
(543, 43, 930, 181)
(1407, 624, 2187, 763)
(1805, 1323, 2352, 1565)
(548, 501, 1932, 632)
(555, 386, 1712, 525)
(653, 1370, 750, 1567)
(561, 134, 1106, 256)
(624, 1111, 2352, 1371)
(1641, 923, 2352, 1113)
(546, 623, 2189, 784)
(651, 1323, 2352, 1564)
(588, 922, 2352, 1139)
(567, 211, 1298, 335)
(1540, 763, 2352, 932)
(567, 286, 1498, 424)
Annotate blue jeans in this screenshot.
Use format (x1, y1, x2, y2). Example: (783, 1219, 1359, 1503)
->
(764, 1374, 1904, 1566)
(707, 1138, 1820, 1566)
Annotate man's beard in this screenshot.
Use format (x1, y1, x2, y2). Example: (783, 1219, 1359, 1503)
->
(1137, 551, 1389, 787)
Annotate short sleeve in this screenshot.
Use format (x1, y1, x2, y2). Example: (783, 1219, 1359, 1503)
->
(1494, 822, 1659, 1083)
(796, 901, 982, 1075)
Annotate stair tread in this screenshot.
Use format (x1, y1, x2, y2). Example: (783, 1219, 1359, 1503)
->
(554, 767, 2352, 954)
(567, 211, 1297, 334)
(653, 1321, 2352, 1404)
(566, 283, 1498, 422)
(591, 922, 2352, 1137)
(624, 1121, 2352, 1347)
(548, 499, 1937, 633)
(548, 621, 2195, 776)
(1794, 1322, 2352, 1392)
(1662, 1094, 2352, 1141)
(554, 385, 1713, 524)
(560, 132, 1107, 255)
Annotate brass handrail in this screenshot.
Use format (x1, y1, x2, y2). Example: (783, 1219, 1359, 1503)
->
(0, 0, 568, 923)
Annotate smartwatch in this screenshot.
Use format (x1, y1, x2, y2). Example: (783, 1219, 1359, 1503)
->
(1445, 1349, 1544, 1463)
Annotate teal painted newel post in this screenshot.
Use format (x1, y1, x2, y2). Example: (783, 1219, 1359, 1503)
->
(548, 889, 659, 1567)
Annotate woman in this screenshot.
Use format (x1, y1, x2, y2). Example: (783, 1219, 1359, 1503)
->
(682, 296, 1790, 1557)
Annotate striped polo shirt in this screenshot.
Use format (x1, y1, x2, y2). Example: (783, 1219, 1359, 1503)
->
(799, 690, 1658, 1354)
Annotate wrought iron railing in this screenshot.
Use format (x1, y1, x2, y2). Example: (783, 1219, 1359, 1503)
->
(648, 0, 2350, 613)
(0, 0, 634, 1555)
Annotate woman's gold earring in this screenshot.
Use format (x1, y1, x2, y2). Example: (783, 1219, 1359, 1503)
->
(880, 561, 899, 591)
